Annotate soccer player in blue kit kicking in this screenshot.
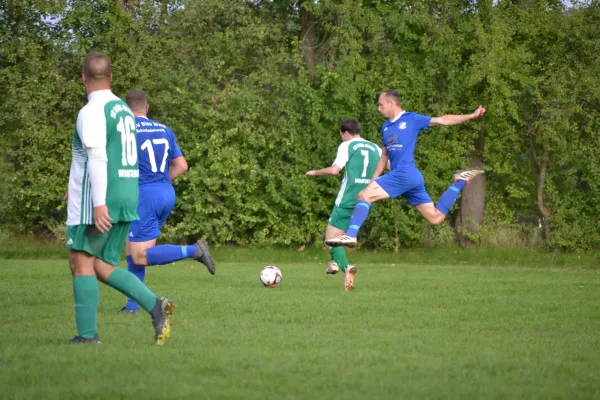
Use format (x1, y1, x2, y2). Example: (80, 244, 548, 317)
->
(121, 89, 215, 313)
(326, 89, 485, 248)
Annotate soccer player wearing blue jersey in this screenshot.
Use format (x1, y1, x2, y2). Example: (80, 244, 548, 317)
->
(121, 89, 215, 313)
(326, 90, 485, 248)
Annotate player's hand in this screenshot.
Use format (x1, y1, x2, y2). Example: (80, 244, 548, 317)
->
(472, 105, 486, 119)
(305, 170, 315, 178)
(63, 192, 68, 202)
(93, 205, 113, 233)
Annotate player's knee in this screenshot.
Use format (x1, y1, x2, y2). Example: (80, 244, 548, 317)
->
(131, 252, 148, 266)
(428, 215, 445, 226)
(68, 260, 77, 275)
(357, 190, 368, 202)
(68, 251, 94, 275)
(68, 255, 77, 274)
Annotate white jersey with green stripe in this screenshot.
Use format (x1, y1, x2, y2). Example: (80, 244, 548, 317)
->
(333, 138, 382, 208)
(67, 90, 139, 226)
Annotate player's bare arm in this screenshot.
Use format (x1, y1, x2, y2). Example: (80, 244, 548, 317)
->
(84, 128, 111, 233)
(169, 156, 188, 181)
(305, 165, 341, 177)
(429, 105, 486, 127)
(88, 156, 111, 232)
(370, 148, 389, 181)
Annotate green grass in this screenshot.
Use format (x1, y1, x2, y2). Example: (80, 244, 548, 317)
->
(2, 234, 600, 269)
(1, 253, 600, 399)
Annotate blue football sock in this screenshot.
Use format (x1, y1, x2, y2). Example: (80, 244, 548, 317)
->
(435, 179, 467, 214)
(125, 256, 145, 311)
(145, 244, 200, 266)
(345, 200, 372, 238)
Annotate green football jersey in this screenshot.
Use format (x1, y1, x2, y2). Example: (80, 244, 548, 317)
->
(67, 90, 139, 225)
(333, 138, 382, 208)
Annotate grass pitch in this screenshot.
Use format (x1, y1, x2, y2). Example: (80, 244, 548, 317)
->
(1, 250, 600, 399)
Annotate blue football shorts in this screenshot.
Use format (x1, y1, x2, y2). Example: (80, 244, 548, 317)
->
(129, 183, 176, 242)
(375, 167, 433, 206)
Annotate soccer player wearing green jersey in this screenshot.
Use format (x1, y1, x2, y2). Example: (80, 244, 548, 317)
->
(66, 52, 174, 345)
(306, 119, 381, 291)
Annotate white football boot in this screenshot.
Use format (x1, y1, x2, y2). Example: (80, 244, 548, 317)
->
(325, 235, 357, 248)
(326, 260, 340, 275)
(453, 167, 485, 183)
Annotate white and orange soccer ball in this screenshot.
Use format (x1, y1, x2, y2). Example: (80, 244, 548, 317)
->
(260, 266, 282, 287)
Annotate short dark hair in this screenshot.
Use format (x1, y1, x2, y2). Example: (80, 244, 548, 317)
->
(126, 89, 147, 111)
(339, 119, 361, 135)
(82, 51, 112, 82)
(381, 89, 402, 106)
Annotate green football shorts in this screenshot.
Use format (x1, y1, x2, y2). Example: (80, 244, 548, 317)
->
(328, 206, 354, 231)
(66, 222, 131, 266)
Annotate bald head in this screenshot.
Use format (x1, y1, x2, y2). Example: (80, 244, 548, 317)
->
(126, 89, 148, 113)
(82, 52, 112, 83)
(378, 89, 403, 119)
(381, 89, 402, 106)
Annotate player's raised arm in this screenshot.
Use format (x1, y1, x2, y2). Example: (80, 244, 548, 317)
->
(306, 134, 350, 178)
(305, 165, 342, 177)
(429, 105, 486, 127)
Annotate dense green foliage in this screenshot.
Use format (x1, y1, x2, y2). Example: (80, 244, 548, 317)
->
(1, 0, 599, 249)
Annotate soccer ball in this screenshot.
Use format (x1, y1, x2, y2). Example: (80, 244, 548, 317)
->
(260, 266, 282, 287)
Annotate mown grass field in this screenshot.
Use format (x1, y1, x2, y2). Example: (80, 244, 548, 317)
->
(1, 246, 600, 399)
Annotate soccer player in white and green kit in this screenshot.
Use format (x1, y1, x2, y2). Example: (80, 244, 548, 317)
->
(66, 52, 174, 345)
(306, 119, 381, 291)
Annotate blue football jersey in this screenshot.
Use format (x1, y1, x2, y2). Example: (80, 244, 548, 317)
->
(381, 112, 432, 171)
(135, 116, 183, 186)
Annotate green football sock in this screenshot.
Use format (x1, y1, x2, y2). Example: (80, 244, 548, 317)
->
(330, 247, 349, 272)
(73, 276, 99, 339)
(106, 268, 157, 313)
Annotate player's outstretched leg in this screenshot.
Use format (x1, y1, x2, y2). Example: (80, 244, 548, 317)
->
(193, 239, 215, 275)
(104, 267, 175, 344)
(344, 265, 358, 291)
(145, 240, 216, 275)
(151, 297, 176, 345)
(435, 167, 485, 215)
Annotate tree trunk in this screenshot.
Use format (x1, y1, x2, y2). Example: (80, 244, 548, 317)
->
(536, 144, 550, 239)
(456, 130, 486, 248)
(527, 128, 550, 240)
(455, 0, 492, 248)
(299, 2, 318, 74)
